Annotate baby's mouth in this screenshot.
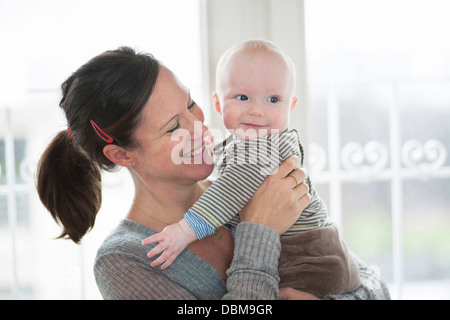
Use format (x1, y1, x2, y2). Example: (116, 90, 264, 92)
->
(242, 123, 266, 129)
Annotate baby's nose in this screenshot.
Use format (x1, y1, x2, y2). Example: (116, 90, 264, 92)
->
(247, 102, 264, 116)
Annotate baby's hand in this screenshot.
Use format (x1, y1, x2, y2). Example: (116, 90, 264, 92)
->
(141, 218, 197, 269)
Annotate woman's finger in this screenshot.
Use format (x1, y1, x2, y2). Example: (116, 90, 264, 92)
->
(297, 187, 312, 211)
(285, 168, 307, 189)
(272, 155, 300, 178)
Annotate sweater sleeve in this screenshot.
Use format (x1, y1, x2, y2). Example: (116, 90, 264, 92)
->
(223, 222, 282, 300)
(95, 253, 197, 300)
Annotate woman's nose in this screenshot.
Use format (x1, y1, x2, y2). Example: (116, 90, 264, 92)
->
(191, 104, 205, 123)
(186, 109, 207, 138)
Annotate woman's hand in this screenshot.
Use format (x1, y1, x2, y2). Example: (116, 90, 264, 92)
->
(279, 287, 321, 300)
(239, 156, 311, 235)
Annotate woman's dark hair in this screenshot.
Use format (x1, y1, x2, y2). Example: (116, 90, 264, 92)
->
(36, 47, 160, 243)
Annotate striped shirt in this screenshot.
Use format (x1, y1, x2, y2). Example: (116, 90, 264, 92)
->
(185, 129, 332, 239)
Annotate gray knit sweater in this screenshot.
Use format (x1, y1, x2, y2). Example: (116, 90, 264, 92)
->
(94, 219, 390, 300)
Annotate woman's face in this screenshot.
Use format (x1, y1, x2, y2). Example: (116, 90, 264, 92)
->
(132, 66, 214, 185)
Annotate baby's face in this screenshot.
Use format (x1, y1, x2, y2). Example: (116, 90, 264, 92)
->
(215, 49, 297, 139)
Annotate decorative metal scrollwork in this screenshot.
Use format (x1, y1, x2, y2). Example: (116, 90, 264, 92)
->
(341, 141, 388, 174)
(309, 143, 327, 174)
(309, 139, 447, 180)
(401, 139, 447, 172)
(19, 156, 36, 183)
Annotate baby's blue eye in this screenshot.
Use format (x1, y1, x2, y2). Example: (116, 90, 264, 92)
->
(236, 95, 248, 101)
(268, 97, 279, 103)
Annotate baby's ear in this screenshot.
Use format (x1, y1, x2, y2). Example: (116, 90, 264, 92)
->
(212, 92, 222, 115)
(291, 96, 298, 112)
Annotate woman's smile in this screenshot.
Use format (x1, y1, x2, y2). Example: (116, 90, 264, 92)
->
(182, 141, 206, 158)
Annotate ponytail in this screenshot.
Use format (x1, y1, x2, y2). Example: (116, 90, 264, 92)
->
(36, 47, 159, 243)
(36, 131, 101, 243)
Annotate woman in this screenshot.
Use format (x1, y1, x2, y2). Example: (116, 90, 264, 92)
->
(37, 47, 390, 300)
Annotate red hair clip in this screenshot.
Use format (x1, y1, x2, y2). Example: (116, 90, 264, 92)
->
(90, 120, 114, 143)
(66, 127, 74, 141)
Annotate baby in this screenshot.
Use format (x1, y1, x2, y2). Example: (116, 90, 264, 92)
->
(142, 40, 361, 298)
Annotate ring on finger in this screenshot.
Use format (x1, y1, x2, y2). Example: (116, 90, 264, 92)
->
(287, 174, 300, 187)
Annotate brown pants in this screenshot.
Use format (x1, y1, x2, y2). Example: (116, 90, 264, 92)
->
(278, 226, 361, 298)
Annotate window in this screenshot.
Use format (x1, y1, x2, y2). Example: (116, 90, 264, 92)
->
(305, 0, 450, 299)
(0, 140, 30, 225)
(1, 0, 205, 299)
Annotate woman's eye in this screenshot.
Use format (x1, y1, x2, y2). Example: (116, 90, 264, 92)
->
(268, 96, 279, 103)
(236, 95, 248, 101)
(188, 100, 196, 110)
(167, 122, 180, 133)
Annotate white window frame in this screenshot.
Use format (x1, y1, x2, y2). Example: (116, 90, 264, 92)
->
(307, 79, 450, 299)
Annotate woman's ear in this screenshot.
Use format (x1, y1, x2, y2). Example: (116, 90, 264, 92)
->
(103, 144, 133, 167)
(213, 92, 222, 115)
